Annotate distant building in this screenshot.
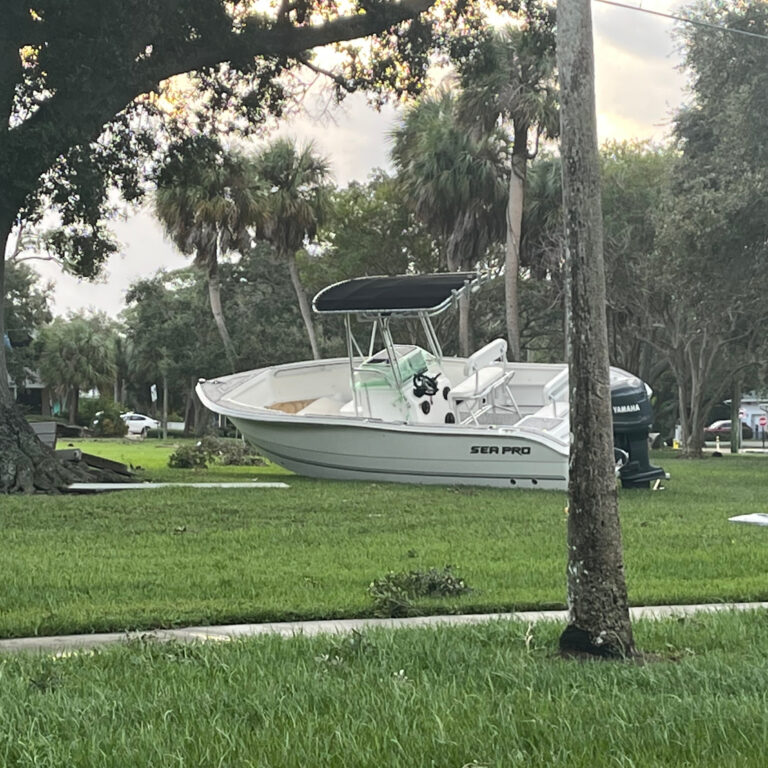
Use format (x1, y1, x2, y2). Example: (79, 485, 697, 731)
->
(4, 333, 51, 415)
(731, 392, 768, 435)
(8, 370, 51, 415)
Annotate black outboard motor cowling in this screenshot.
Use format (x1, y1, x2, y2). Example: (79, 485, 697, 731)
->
(611, 377, 666, 489)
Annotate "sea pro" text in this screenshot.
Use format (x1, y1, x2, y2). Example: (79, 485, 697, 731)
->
(470, 446, 531, 455)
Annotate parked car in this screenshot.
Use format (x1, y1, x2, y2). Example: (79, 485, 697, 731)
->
(703, 420, 753, 442)
(121, 412, 160, 436)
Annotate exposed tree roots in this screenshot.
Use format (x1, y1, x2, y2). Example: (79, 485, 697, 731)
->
(0, 402, 128, 493)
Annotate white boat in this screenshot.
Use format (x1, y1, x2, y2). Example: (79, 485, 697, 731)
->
(197, 273, 665, 490)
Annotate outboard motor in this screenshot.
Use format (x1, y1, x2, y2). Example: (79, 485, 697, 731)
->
(611, 377, 666, 489)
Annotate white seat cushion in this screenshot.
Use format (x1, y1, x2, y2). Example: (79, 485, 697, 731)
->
(449, 366, 506, 400)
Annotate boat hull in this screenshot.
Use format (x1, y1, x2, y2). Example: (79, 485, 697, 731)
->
(228, 414, 568, 490)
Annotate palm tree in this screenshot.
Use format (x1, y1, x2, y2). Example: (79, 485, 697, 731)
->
(254, 138, 331, 360)
(458, 12, 559, 360)
(391, 89, 507, 355)
(155, 137, 264, 372)
(36, 313, 117, 422)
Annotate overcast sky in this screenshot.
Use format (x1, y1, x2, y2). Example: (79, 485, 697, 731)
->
(27, 0, 688, 318)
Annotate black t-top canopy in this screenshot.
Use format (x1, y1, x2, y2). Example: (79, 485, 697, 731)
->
(313, 273, 480, 315)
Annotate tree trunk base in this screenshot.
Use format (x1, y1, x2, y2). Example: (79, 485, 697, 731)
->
(0, 401, 120, 493)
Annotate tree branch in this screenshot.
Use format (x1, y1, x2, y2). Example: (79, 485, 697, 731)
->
(146, 0, 436, 84)
(2, 0, 436, 213)
(294, 53, 353, 92)
(9, 254, 63, 266)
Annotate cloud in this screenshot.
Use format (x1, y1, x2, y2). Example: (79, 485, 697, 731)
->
(594, 0, 688, 142)
(33, 209, 182, 318)
(281, 92, 401, 185)
(593, 0, 688, 62)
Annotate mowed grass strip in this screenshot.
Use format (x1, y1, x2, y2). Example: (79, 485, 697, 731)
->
(1, 440, 767, 638)
(3, 612, 768, 767)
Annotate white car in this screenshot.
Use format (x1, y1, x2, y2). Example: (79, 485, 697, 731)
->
(121, 412, 160, 436)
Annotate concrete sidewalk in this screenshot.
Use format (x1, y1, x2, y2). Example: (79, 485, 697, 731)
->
(2, 601, 767, 655)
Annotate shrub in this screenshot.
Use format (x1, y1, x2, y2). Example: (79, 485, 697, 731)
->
(215, 439, 267, 466)
(168, 442, 215, 469)
(367, 566, 471, 618)
(80, 396, 125, 431)
(90, 401, 128, 437)
(167, 437, 266, 469)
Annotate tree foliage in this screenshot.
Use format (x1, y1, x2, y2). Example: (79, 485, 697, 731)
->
(454, 6, 558, 360)
(253, 138, 332, 358)
(35, 313, 117, 421)
(392, 89, 508, 273)
(1, 0, 501, 277)
(3, 261, 52, 385)
(155, 136, 264, 370)
(649, 1, 768, 454)
(315, 170, 439, 288)
(122, 247, 314, 429)
(124, 268, 231, 424)
(391, 88, 508, 353)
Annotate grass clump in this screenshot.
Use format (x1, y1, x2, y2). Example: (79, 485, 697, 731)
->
(368, 566, 471, 617)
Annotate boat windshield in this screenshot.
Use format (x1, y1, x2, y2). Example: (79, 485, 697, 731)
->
(356, 345, 431, 390)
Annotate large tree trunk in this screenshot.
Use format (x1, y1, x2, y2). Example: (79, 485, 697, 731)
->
(286, 251, 320, 360)
(557, 0, 635, 659)
(206, 258, 238, 373)
(504, 129, 528, 362)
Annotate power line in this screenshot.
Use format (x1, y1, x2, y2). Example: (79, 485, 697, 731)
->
(593, 0, 768, 43)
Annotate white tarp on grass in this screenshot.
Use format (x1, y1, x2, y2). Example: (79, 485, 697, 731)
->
(729, 513, 768, 526)
(67, 482, 289, 491)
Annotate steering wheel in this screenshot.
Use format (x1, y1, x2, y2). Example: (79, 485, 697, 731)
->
(412, 372, 440, 398)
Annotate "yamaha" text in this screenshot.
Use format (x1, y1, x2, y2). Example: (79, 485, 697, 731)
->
(471, 446, 532, 455)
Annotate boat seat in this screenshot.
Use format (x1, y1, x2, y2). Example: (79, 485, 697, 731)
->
(449, 365, 507, 400)
(448, 339, 521, 425)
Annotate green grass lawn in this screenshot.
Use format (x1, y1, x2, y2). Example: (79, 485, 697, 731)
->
(1, 439, 767, 638)
(3, 611, 768, 767)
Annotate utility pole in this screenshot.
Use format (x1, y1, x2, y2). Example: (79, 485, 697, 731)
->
(557, 0, 635, 657)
